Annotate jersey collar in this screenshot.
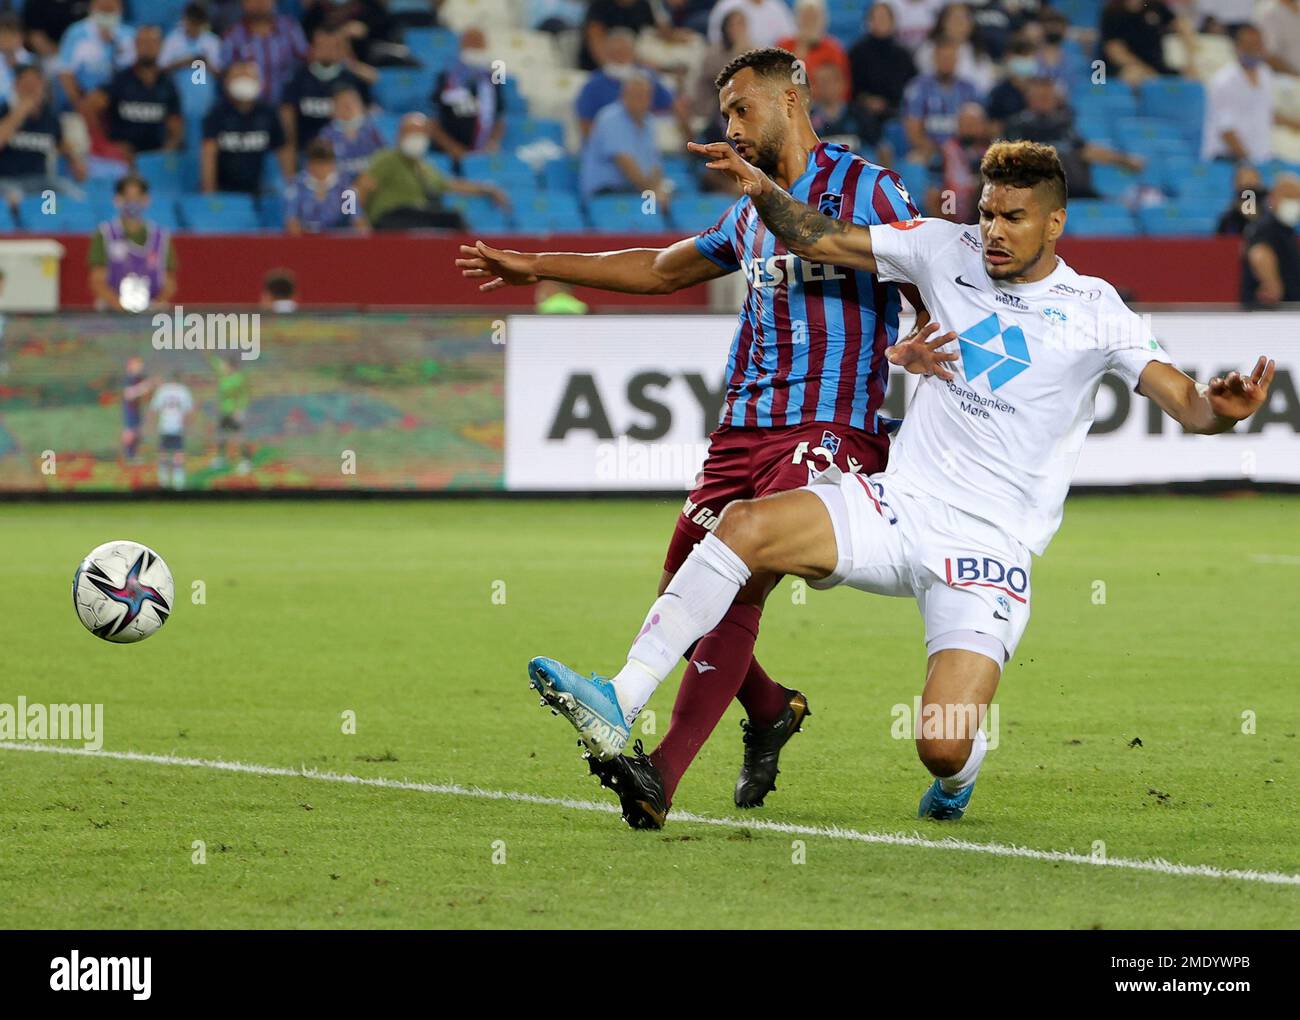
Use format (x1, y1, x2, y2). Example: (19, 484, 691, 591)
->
(790, 141, 844, 192)
(990, 254, 1071, 297)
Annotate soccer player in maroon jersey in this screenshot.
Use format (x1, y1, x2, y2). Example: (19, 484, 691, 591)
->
(457, 49, 954, 829)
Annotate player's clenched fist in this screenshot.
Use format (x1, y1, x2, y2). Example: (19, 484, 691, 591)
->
(687, 141, 773, 198)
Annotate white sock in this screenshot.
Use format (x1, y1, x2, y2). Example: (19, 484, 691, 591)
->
(172, 465, 186, 490)
(610, 533, 751, 724)
(940, 728, 988, 793)
(157, 463, 171, 487)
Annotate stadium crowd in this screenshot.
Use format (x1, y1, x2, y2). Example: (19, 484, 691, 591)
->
(2, 1, 1300, 304)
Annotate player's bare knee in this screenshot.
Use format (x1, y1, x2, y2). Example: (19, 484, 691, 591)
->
(916, 737, 970, 778)
(715, 499, 770, 567)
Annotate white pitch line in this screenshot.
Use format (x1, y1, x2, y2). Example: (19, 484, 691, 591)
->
(3, 740, 1298, 888)
(1251, 554, 1300, 566)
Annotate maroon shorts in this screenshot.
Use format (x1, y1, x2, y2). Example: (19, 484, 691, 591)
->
(663, 421, 890, 574)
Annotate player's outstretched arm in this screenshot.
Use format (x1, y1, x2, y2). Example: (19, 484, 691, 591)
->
(1138, 357, 1276, 434)
(455, 236, 730, 296)
(687, 141, 878, 273)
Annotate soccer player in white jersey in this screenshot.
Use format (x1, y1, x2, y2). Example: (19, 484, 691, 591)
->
(527, 140, 1276, 821)
(150, 371, 194, 490)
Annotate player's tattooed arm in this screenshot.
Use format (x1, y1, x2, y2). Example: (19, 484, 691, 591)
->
(1138, 357, 1276, 434)
(688, 141, 878, 272)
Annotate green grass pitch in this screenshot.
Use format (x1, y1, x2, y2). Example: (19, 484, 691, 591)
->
(1, 496, 1297, 929)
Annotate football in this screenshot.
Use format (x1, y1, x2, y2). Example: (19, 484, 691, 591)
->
(72, 540, 174, 643)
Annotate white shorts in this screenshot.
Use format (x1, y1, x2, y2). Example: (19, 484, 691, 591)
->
(804, 467, 1032, 664)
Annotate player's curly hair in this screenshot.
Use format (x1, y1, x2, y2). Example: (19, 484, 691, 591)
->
(714, 46, 807, 93)
(980, 140, 1069, 210)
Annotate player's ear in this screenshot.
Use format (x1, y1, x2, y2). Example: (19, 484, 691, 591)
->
(1046, 206, 1066, 243)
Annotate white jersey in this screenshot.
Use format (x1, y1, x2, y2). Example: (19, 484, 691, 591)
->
(868, 218, 1173, 555)
(150, 382, 193, 436)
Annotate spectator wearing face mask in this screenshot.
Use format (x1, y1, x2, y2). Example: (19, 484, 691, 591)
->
(90, 25, 183, 160)
(1242, 172, 1300, 306)
(57, 0, 137, 117)
(429, 28, 507, 164)
(984, 37, 1039, 134)
(88, 174, 178, 312)
(221, 0, 308, 103)
(201, 61, 293, 193)
(352, 112, 508, 230)
(161, 3, 225, 75)
(317, 83, 384, 183)
(1203, 24, 1300, 164)
(280, 27, 374, 155)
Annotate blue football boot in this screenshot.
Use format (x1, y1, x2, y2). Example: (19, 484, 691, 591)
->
(917, 778, 974, 820)
(528, 655, 630, 761)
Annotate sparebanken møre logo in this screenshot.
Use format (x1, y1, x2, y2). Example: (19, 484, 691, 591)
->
(958, 313, 1031, 390)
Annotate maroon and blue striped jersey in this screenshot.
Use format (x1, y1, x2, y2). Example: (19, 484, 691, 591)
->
(693, 142, 919, 431)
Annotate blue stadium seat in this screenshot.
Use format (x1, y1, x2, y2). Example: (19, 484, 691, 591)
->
(1055, 0, 1105, 29)
(460, 151, 538, 188)
(79, 176, 122, 206)
(140, 0, 191, 27)
(403, 27, 459, 73)
(659, 155, 701, 195)
(1074, 82, 1139, 120)
(1258, 159, 1300, 187)
(134, 151, 187, 194)
(585, 193, 671, 233)
(1138, 78, 1205, 144)
(512, 191, 585, 233)
(443, 193, 511, 231)
(1160, 158, 1234, 200)
(1137, 202, 1219, 236)
(258, 190, 285, 230)
(896, 159, 931, 200)
(541, 156, 580, 191)
(503, 114, 565, 147)
(374, 67, 436, 112)
(669, 193, 736, 233)
(177, 193, 261, 232)
(1089, 163, 1141, 198)
(429, 151, 455, 176)
(501, 78, 525, 115)
(1067, 198, 1136, 237)
(173, 70, 217, 121)
(372, 110, 402, 144)
(16, 194, 100, 232)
